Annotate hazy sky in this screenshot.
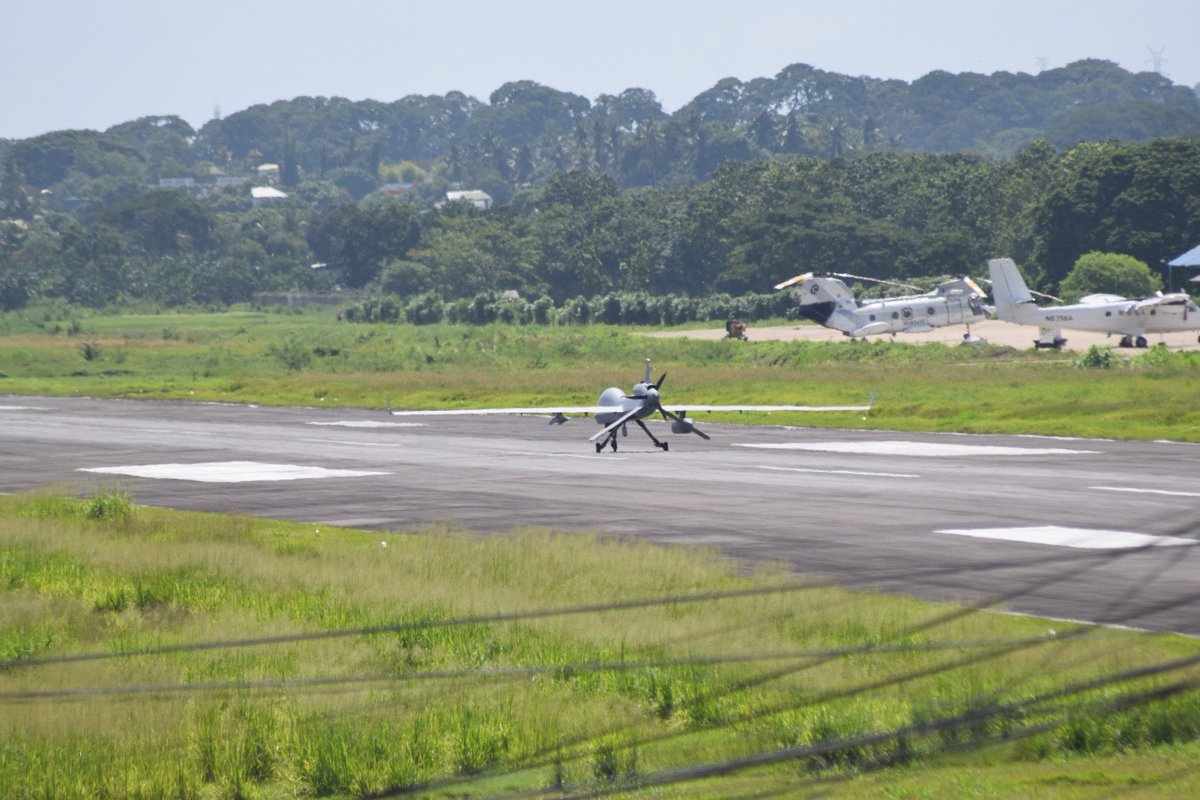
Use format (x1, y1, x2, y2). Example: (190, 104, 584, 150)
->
(3, 0, 1198, 140)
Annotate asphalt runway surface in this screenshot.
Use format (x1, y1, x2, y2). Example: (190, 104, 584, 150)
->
(3, 396, 1200, 635)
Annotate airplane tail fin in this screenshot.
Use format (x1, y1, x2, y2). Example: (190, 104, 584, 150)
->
(987, 258, 1035, 319)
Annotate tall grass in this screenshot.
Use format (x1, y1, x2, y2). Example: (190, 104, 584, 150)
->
(3, 310, 1199, 440)
(3, 491, 1200, 796)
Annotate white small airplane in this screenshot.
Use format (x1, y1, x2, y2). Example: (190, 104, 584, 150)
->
(387, 359, 874, 453)
(773, 271, 989, 340)
(988, 257, 1200, 349)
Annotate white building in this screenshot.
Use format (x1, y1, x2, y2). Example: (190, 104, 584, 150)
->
(445, 189, 493, 210)
(251, 186, 289, 205)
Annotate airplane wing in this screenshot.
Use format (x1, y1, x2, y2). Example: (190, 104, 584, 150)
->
(1132, 293, 1191, 311)
(1077, 293, 1127, 306)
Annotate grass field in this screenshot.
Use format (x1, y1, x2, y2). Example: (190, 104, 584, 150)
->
(3, 305, 1200, 797)
(3, 491, 1200, 798)
(2, 305, 1199, 442)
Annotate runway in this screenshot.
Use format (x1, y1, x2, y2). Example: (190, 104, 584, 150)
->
(4, 396, 1200, 635)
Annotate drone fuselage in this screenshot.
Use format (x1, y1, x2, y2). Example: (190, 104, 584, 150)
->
(595, 383, 660, 427)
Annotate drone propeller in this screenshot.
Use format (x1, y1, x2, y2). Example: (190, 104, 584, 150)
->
(654, 372, 667, 390)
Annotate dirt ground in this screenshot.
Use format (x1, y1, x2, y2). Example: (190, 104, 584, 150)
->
(646, 318, 1200, 352)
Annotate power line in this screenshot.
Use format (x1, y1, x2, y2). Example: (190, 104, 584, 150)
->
(0, 635, 1059, 702)
(529, 655, 1200, 799)
(0, 581, 821, 670)
(377, 539, 1200, 797)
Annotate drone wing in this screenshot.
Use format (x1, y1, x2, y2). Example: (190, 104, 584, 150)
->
(386, 399, 622, 417)
(587, 406, 642, 442)
(675, 403, 872, 413)
(672, 393, 875, 414)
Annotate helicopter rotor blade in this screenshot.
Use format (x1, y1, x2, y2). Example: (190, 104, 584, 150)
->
(976, 276, 1061, 303)
(830, 272, 923, 292)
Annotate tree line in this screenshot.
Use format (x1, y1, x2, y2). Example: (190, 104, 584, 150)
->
(1, 59, 1199, 315)
(2, 137, 1200, 311)
(3, 59, 1198, 208)
(2, 139, 1199, 313)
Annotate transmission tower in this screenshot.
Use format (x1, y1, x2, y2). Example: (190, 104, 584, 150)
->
(1146, 47, 1168, 75)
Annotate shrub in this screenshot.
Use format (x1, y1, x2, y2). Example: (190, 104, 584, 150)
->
(1074, 345, 1114, 369)
(85, 488, 133, 522)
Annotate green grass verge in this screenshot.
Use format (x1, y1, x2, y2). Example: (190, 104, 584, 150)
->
(2, 306, 1199, 442)
(3, 490, 1200, 797)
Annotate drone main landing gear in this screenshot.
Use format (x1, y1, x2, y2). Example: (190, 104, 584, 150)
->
(636, 419, 669, 451)
(594, 420, 669, 452)
(596, 435, 619, 453)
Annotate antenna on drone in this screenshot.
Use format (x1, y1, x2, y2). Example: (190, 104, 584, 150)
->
(1146, 47, 1168, 76)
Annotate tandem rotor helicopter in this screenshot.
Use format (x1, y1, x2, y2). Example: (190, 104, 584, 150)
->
(387, 359, 874, 453)
(773, 271, 991, 341)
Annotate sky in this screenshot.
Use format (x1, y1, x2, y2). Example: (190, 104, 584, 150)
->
(3, 0, 1199, 141)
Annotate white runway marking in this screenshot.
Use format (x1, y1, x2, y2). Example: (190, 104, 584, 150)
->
(756, 465, 919, 479)
(1092, 486, 1200, 499)
(301, 438, 412, 448)
(736, 441, 1099, 457)
(506, 451, 630, 461)
(80, 461, 389, 483)
(936, 525, 1196, 550)
(307, 421, 425, 428)
(0, 405, 48, 411)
